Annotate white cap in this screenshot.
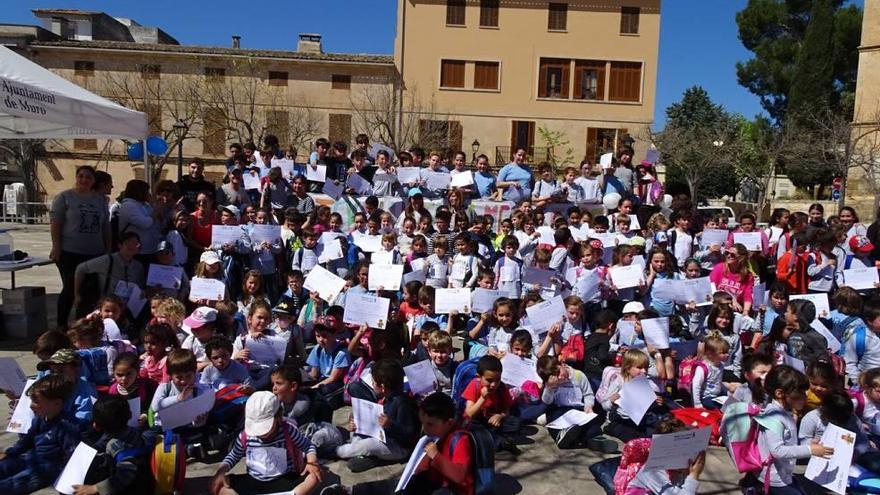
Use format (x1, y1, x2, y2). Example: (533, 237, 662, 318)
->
(622, 301, 645, 315)
(200, 250, 221, 265)
(183, 306, 218, 329)
(245, 391, 280, 437)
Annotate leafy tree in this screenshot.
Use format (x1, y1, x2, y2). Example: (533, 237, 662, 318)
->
(787, 0, 835, 117)
(736, 0, 862, 123)
(652, 87, 740, 202)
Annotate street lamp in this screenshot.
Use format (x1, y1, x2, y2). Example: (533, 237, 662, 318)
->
(471, 139, 480, 163)
(172, 119, 188, 181)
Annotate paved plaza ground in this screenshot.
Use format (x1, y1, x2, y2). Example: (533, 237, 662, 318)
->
(0, 224, 826, 494)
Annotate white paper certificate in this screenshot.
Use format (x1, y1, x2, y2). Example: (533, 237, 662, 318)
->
(317, 239, 344, 263)
(525, 295, 566, 335)
(245, 335, 287, 365)
(471, 288, 506, 314)
(346, 173, 373, 195)
(843, 267, 879, 290)
(682, 277, 714, 305)
(426, 171, 452, 191)
(55, 442, 98, 494)
(344, 292, 391, 329)
(6, 379, 35, 433)
(322, 179, 343, 200)
(147, 264, 183, 289)
(435, 288, 472, 314)
(304, 265, 346, 303)
(190, 277, 226, 301)
(355, 234, 382, 253)
(609, 264, 645, 289)
(211, 225, 243, 246)
(733, 232, 762, 251)
(643, 427, 712, 471)
(546, 409, 599, 430)
(805, 423, 856, 495)
(157, 390, 215, 429)
(619, 375, 656, 425)
(395, 435, 438, 492)
(641, 317, 670, 349)
(352, 397, 386, 443)
(791, 293, 830, 318)
(500, 354, 541, 388)
(243, 171, 262, 190)
(450, 171, 474, 188)
(522, 267, 556, 288)
(397, 167, 421, 185)
(250, 224, 282, 245)
(404, 360, 436, 395)
(368, 264, 404, 291)
(306, 164, 327, 182)
(701, 229, 728, 248)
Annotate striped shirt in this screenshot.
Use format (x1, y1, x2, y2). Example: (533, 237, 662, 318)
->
(221, 420, 316, 481)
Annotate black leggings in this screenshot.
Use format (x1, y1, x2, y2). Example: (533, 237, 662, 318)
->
(56, 250, 98, 328)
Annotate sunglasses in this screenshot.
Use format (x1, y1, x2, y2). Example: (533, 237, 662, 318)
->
(725, 252, 739, 258)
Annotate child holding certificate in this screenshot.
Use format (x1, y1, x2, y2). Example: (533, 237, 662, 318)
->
(462, 355, 521, 455)
(306, 324, 350, 410)
(232, 302, 281, 389)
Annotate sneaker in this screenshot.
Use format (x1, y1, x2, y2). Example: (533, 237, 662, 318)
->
(185, 442, 207, 460)
(347, 456, 380, 473)
(320, 484, 350, 495)
(555, 426, 575, 448)
(536, 413, 548, 426)
(502, 441, 522, 456)
(586, 436, 619, 454)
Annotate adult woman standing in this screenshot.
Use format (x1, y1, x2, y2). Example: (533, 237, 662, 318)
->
(118, 179, 162, 266)
(190, 191, 221, 252)
(709, 243, 754, 315)
(496, 148, 533, 203)
(50, 165, 110, 327)
(839, 206, 867, 254)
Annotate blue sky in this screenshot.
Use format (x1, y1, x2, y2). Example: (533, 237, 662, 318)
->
(3, 0, 863, 126)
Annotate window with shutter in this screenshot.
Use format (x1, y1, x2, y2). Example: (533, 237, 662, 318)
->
(331, 75, 352, 90)
(511, 121, 535, 154)
(204, 67, 225, 83)
(328, 114, 352, 147)
(480, 0, 499, 27)
(538, 58, 570, 98)
(440, 60, 466, 88)
(585, 128, 599, 162)
(574, 60, 606, 100)
(474, 62, 500, 90)
(620, 7, 640, 34)
(548, 3, 567, 31)
(268, 71, 288, 87)
(140, 64, 160, 80)
(267, 110, 290, 140)
(447, 0, 466, 25)
(608, 62, 642, 102)
(202, 108, 226, 155)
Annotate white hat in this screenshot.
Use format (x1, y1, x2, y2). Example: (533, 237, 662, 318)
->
(245, 391, 280, 437)
(622, 302, 645, 315)
(221, 204, 241, 218)
(183, 306, 218, 329)
(200, 250, 221, 265)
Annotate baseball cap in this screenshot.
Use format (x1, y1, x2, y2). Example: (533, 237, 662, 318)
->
(36, 348, 80, 371)
(622, 301, 645, 315)
(183, 307, 218, 329)
(157, 240, 174, 253)
(221, 204, 241, 218)
(200, 251, 221, 265)
(629, 236, 646, 247)
(408, 188, 424, 198)
(850, 235, 874, 254)
(244, 391, 281, 437)
(272, 300, 293, 315)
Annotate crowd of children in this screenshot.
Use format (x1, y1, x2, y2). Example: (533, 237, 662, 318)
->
(15, 138, 880, 495)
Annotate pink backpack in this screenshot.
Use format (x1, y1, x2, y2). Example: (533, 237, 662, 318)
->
(720, 401, 781, 493)
(676, 357, 708, 401)
(595, 365, 621, 405)
(612, 437, 652, 495)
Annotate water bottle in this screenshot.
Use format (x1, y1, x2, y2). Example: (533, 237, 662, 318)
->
(0, 230, 12, 261)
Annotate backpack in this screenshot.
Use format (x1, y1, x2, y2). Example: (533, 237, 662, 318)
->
(559, 333, 586, 364)
(595, 366, 621, 406)
(210, 384, 250, 425)
(452, 357, 481, 415)
(78, 347, 111, 386)
(854, 325, 869, 361)
(676, 357, 707, 403)
(670, 407, 723, 445)
(151, 430, 186, 495)
(720, 401, 782, 493)
(850, 389, 867, 418)
(449, 423, 496, 495)
(612, 437, 652, 495)
(589, 456, 621, 495)
(239, 418, 305, 475)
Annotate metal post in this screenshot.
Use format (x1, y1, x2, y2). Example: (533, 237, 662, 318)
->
(142, 139, 152, 191)
(177, 139, 183, 182)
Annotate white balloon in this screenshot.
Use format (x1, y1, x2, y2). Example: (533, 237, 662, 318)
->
(661, 194, 673, 209)
(603, 193, 622, 210)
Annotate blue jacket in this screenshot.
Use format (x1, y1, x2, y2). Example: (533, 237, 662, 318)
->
(5, 411, 81, 478)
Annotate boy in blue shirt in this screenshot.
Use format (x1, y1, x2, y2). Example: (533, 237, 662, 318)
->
(306, 324, 350, 409)
(36, 348, 95, 427)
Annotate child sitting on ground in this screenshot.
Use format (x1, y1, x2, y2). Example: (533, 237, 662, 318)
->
(200, 336, 254, 392)
(0, 374, 80, 495)
(211, 392, 322, 495)
(36, 348, 95, 426)
(306, 324, 350, 410)
(336, 359, 420, 473)
(462, 355, 521, 455)
(691, 335, 730, 409)
(108, 352, 151, 428)
(149, 349, 213, 430)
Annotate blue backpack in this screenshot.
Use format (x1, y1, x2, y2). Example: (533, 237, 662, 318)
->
(854, 325, 869, 360)
(452, 357, 480, 415)
(78, 348, 110, 386)
(450, 424, 496, 495)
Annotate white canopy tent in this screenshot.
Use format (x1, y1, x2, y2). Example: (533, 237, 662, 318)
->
(0, 45, 151, 179)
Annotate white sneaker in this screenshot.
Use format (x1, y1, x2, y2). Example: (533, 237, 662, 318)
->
(536, 413, 547, 426)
